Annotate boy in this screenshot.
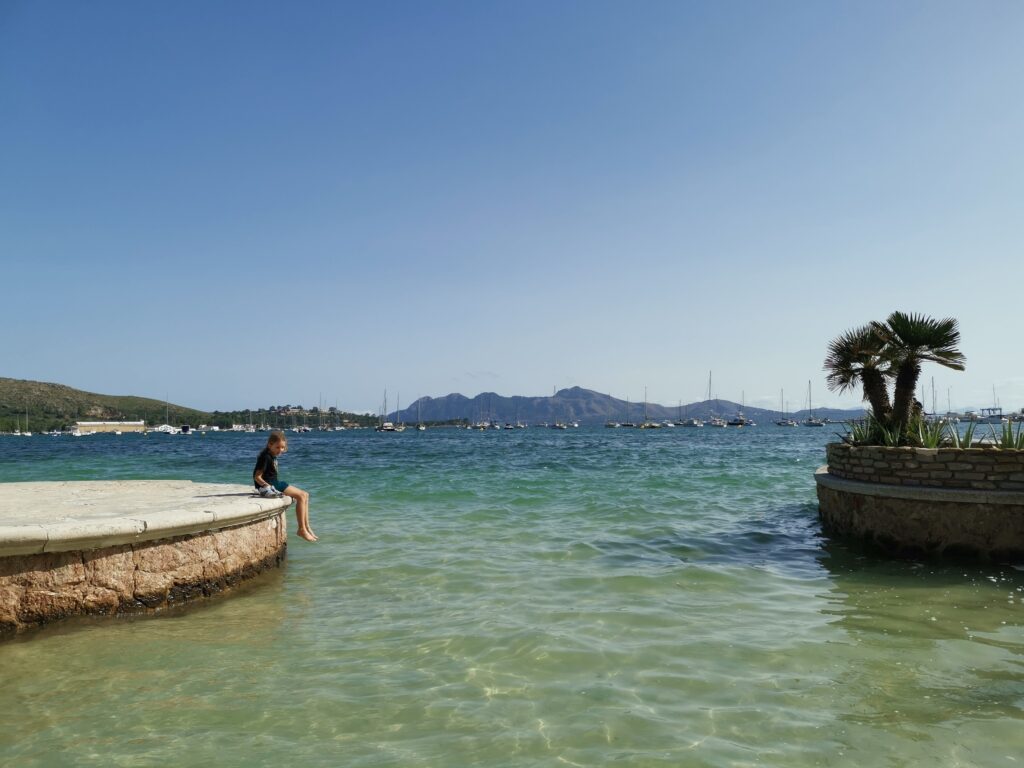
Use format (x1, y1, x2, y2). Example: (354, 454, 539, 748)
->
(253, 430, 318, 542)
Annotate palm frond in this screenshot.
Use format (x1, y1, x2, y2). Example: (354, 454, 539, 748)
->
(884, 311, 962, 374)
(823, 324, 887, 393)
(885, 312, 963, 355)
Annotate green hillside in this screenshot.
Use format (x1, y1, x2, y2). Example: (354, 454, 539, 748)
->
(0, 378, 379, 432)
(0, 378, 209, 433)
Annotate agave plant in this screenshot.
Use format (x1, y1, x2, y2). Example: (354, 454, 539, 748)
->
(876, 420, 903, 447)
(945, 420, 978, 449)
(913, 417, 946, 449)
(842, 417, 882, 445)
(989, 421, 1024, 450)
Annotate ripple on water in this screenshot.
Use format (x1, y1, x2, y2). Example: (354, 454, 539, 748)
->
(2, 429, 1023, 767)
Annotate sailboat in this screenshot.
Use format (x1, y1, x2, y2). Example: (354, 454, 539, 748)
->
(604, 393, 621, 427)
(376, 390, 397, 432)
(511, 402, 526, 429)
(775, 389, 798, 427)
(393, 394, 406, 432)
(416, 399, 426, 431)
(639, 387, 661, 428)
(675, 396, 703, 427)
(621, 397, 636, 428)
(727, 391, 756, 427)
(801, 381, 825, 427)
(706, 372, 727, 427)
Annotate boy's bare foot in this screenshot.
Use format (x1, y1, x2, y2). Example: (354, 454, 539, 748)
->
(298, 528, 318, 542)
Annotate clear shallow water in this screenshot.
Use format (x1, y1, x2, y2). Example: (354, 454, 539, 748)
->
(1, 428, 1022, 767)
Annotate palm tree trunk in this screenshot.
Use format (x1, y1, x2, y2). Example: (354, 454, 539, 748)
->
(891, 360, 920, 430)
(860, 368, 892, 422)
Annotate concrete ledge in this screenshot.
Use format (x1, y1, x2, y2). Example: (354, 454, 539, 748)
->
(0, 481, 292, 637)
(814, 467, 1024, 506)
(0, 480, 291, 556)
(815, 466, 1024, 560)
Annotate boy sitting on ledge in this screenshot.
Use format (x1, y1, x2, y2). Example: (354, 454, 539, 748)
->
(253, 430, 318, 542)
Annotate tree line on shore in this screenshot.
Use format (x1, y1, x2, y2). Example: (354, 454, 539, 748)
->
(0, 378, 382, 433)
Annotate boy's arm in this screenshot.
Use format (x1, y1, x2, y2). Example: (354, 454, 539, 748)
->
(253, 455, 270, 487)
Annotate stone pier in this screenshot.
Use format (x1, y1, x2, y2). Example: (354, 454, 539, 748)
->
(817, 443, 1024, 560)
(0, 480, 291, 637)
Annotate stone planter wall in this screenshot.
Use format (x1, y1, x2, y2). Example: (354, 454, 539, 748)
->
(0, 512, 286, 637)
(817, 443, 1024, 560)
(825, 443, 1024, 491)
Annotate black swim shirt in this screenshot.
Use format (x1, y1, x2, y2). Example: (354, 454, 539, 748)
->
(253, 447, 278, 487)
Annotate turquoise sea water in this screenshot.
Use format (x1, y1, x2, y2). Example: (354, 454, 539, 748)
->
(1, 427, 1022, 767)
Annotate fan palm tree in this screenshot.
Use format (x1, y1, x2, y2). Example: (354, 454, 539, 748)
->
(823, 324, 892, 422)
(870, 311, 965, 430)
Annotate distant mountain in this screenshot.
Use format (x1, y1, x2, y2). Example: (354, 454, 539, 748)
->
(1, 378, 864, 432)
(394, 386, 864, 426)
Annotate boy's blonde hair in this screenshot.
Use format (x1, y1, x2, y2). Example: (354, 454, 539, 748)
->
(267, 430, 287, 447)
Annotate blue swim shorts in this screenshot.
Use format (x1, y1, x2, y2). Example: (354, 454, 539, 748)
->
(272, 480, 290, 492)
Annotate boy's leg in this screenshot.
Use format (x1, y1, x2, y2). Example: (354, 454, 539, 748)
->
(282, 485, 317, 541)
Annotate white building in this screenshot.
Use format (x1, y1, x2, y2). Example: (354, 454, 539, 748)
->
(73, 420, 146, 435)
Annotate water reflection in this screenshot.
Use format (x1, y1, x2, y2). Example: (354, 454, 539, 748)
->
(588, 502, 828, 581)
(813, 537, 1024, 761)
(0, 568, 294, 766)
(4, 430, 1023, 766)
(818, 537, 1024, 639)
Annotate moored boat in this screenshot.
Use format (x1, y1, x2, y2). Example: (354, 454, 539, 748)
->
(775, 390, 798, 426)
(802, 381, 825, 427)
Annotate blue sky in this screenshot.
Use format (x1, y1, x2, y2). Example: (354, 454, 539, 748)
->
(2, 1, 1022, 415)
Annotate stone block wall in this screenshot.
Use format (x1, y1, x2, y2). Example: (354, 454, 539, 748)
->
(0, 512, 286, 637)
(826, 443, 1024, 491)
(816, 478, 1024, 559)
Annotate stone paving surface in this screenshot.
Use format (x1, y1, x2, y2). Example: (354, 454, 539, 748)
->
(0, 480, 291, 556)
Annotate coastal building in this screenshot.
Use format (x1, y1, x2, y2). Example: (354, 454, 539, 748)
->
(73, 420, 146, 435)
